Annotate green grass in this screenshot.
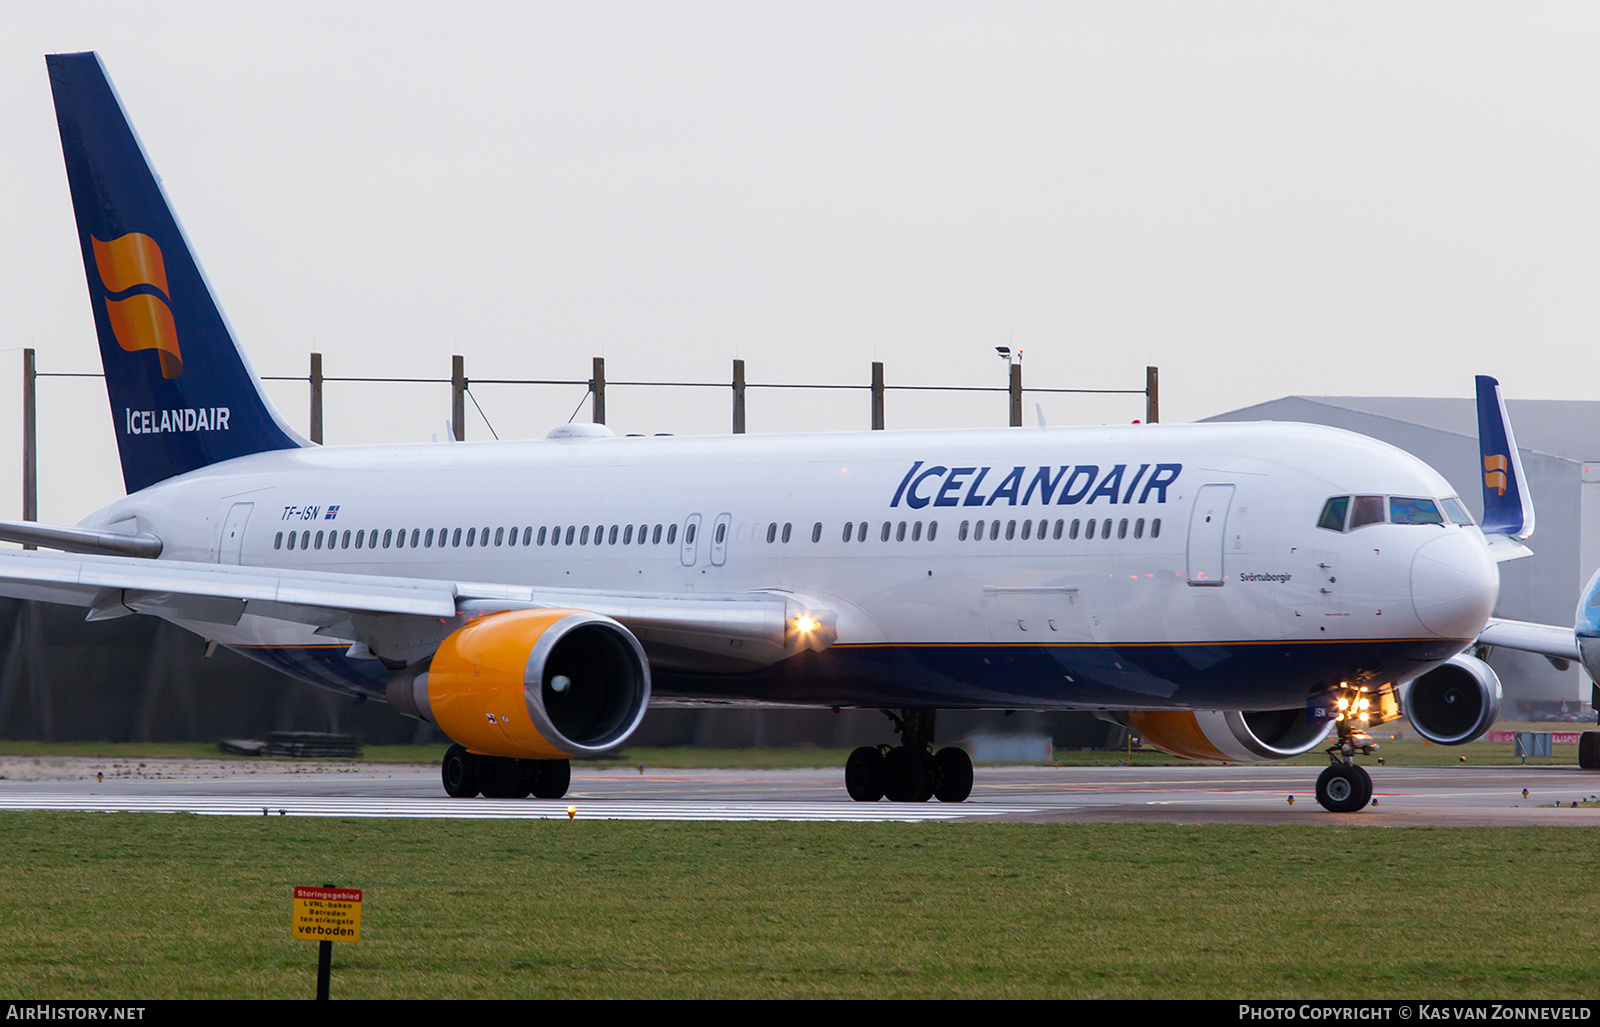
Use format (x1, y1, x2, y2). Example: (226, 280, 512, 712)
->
(0, 815, 1594, 999)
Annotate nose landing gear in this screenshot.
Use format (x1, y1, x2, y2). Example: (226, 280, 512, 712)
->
(1315, 761, 1372, 813)
(1315, 720, 1378, 812)
(1311, 683, 1393, 812)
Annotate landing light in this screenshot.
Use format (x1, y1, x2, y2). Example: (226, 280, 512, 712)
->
(793, 616, 819, 634)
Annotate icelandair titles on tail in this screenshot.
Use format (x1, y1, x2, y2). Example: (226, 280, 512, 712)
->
(125, 406, 230, 435)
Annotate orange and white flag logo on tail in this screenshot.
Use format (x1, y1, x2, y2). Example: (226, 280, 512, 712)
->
(91, 232, 182, 379)
(1483, 454, 1508, 496)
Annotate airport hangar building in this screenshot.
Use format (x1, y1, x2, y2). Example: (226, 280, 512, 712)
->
(1208, 395, 1600, 712)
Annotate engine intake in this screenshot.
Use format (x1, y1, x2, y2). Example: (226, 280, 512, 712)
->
(1402, 653, 1501, 745)
(387, 608, 650, 759)
(1118, 707, 1331, 763)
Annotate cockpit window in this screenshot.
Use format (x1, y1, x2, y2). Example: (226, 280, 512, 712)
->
(1317, 496, 1349, 532)
(1440, 497, 1475, 525)
(1389, 497, 1444, 525)
(1349, 495, 1385, 529)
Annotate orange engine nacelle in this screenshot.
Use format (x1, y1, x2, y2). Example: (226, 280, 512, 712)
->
(387, 608, 651, 760)
(1122, 708, 1332, 763)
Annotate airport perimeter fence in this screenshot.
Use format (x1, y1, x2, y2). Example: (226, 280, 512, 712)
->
(20, 351, 1158, 517)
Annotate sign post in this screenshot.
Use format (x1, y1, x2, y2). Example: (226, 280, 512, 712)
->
(292, 885, 362, 999)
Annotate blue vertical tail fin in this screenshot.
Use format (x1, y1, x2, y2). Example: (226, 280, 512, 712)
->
(46, 52, 306, 495)
(1474, 374, 1534, 541)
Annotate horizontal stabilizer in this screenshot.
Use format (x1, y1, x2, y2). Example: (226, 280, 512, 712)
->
(0, 518, 162, 558)
(1484, 534, 1534, 564)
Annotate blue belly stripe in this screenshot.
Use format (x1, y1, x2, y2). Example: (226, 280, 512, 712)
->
(230, 636, 1465, 712)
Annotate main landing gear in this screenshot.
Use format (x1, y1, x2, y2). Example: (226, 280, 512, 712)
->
(845, 709, 974, 803)
(441, 744, 571, 799)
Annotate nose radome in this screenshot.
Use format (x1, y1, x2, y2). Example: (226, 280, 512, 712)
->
(1411, 532, 1499, 639)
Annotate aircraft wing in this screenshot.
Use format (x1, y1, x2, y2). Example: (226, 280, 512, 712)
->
(0, 548, 835, 671)
(1477, 618, 1579, 663)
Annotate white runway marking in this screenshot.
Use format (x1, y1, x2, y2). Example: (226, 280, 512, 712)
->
(0, 793, 1052, 822)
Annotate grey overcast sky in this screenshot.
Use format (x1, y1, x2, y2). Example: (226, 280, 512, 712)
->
(2, 2, 1598, 523)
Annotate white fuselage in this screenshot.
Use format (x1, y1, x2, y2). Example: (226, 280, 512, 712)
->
(81, 420, 1499, 712)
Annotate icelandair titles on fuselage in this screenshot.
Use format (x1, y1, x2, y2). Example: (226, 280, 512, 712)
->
(124, 406, 230, 435)
(890, 461, 1181, 508)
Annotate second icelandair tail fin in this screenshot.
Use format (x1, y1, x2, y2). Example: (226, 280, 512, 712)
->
(46, 52, 306, 494)
(1474, 374, 1535, 560)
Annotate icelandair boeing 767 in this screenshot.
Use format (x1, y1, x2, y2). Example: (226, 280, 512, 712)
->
(6, 53, 1530, 811)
